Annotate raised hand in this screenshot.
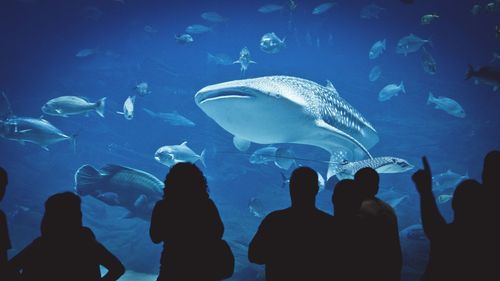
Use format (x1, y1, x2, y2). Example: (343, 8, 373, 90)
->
(412, 156, 433, 194)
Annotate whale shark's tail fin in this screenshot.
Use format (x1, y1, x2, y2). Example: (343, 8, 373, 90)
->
(74, 165, 104, 196)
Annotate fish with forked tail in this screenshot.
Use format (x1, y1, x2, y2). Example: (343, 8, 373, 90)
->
(42, 96, 106, 117)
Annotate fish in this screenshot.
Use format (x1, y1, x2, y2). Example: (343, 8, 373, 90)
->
(329, 156, 413, 180)
(369, 66, 382, 82)
(491, 52, 500, 63)
(0, 117, 72, 151)
(249, 146, 296, 170)
(117, 96, 135, 120)
(421, 47, 437, 75)
(465, 64, 500, 91)
(378, 81, 405, 102)
(485, 2, 500, 12)
(432, 169, 468, 192)
(248, 197, 265, 218)
(471, 4, 481, 15)
(154, 141, 206, 167)
(312, 2, 336, 15)
(233, 47, 256, 74)
(399, 224, 426, 241)
(258, 4, 284, 13)
(396, 34, 432, 56)
(41, 96, 106, 118)
(360, 3, 385, 19)
(420, 13, 439, 25)
(185, 24, 212, 34)
(427, 92, 465, 118)
(496, 25, 500, 37)
(201, 11, 227, 23)
(207, 53, 233, 66)
(143, 108, 195, 127)
(260, 32, 286, 54)
(194, 76, 379, 180)
(74, 164, 163, 220)
(437, 194, 453, 204)
(135, 82, 151, 96)
(143, 25, 157, 33)
(76, 48, 98, 58)
(369, 39, 386, 59)
(175, 34, 194, 44)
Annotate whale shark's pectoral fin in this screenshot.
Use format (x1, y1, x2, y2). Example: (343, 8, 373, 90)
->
(315, 120, 373, 180)
(233, 136, 251, 152)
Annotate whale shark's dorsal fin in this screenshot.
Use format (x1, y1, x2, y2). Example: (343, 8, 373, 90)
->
(325, 80, 340, 96)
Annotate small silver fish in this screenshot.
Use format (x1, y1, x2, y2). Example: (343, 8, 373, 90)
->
(427, 92, 465, 118)
(175, 34, 194, 44)
(154, 141, 206, 167)
(0, 117, 72, 150)
(117, 96, 135, 120)
(378, 81, 406, 102)
(42, 96, 106, 117)
(312, 2, 336, 15)
(185, 24, 212, 34)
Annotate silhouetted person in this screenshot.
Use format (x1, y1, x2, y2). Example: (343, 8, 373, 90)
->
(412, 157, 484, 281)
(6, 192, 125, 281)
(354, 167, 402, 281)
(331, 179, 364, 281)
(482, 150, 500, 281)
(150, 162, 228, 281)
(248, 167, 332, 280)
(0, 167, 11, 273)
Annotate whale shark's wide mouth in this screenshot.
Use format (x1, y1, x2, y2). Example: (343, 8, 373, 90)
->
(195, 87, 256, 105)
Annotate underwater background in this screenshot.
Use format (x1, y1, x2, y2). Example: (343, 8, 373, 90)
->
(1, 0, 499, 280)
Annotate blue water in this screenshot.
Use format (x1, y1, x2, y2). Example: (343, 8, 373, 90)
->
(1, 0, 499, 280)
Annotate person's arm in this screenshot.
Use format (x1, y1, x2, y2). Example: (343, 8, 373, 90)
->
(412, 157, 446, 240)
(248, 215, 272, 265)
(149, 200, 167, 244)
(95, 242, 125, 281)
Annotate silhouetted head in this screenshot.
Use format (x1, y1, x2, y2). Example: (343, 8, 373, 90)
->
(0, 166, 7, 202)
(289, 167, 319, 209)
(41, 192, 83, 238)
(452, 179, 482, 224)
(332, 179, 362, 217)
(482, 150, 500, 192)
(164, 162, 208, 199)
(354, 167, 379, 198)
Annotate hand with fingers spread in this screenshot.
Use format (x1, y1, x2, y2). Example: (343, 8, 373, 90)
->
(412, 157, 433, 194)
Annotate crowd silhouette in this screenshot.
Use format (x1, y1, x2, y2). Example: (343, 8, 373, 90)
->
(0, 150, 498, 281)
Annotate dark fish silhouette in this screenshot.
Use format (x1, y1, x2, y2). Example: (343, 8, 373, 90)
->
(465, 64, 500, 91)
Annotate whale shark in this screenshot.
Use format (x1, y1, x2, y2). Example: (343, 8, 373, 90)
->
(194, 76, 379, 179)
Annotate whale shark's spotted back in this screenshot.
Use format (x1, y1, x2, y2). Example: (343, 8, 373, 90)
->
(262, 76, 378, 149)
